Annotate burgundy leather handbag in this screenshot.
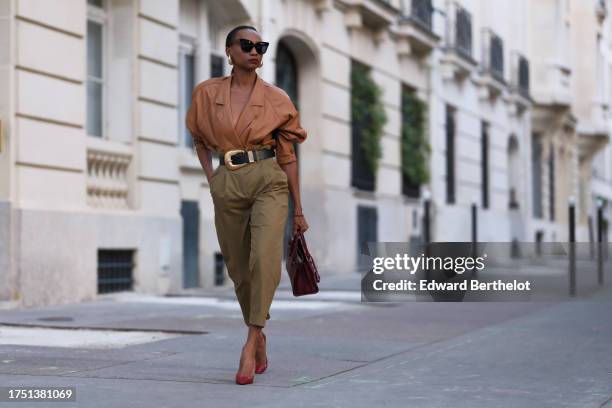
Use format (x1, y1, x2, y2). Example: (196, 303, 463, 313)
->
(286, 230, 320, 296)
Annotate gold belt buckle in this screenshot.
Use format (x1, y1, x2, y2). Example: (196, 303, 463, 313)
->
(224, 149, 248, 170)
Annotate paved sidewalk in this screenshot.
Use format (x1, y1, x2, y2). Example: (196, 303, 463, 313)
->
(0, 274, 610, 407)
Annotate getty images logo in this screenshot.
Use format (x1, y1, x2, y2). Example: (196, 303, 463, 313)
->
(371, 253, 487, 275)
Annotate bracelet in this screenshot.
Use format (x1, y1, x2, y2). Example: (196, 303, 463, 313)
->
(294, 213, 304, 217)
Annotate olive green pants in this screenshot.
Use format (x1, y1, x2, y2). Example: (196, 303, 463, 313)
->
(209, 156, 289, 328)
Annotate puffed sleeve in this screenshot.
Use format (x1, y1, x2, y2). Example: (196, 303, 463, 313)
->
(274, 94, 308, 165)
(185, 87, 207, 152)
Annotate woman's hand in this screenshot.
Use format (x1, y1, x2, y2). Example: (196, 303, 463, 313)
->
(193, 145, 216, 186)
(279, 161, 309, 235)
(293, 213, 309, 234)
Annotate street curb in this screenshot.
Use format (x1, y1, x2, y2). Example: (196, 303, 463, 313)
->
(0, 322, 207, 335)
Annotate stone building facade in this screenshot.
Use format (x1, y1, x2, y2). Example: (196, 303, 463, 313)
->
(0, 0, 609, 308)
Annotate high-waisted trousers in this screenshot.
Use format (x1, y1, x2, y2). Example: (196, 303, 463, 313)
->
(209, 155, 289, 328)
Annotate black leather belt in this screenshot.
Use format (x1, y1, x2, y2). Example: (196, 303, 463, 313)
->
(219, 148, 276, 169)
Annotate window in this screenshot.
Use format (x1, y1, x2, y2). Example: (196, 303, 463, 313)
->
(86, 1, 107, 138)
(357, 206, 378, 271)
(481, 121, 489, 209)
(508, 135, 520, 209)
(593, 150, 605, 180)
(205, 15, 225, 166)
(548, 143, 555, 221)
(210, 55, 224, 78)
(181, 201, 200, 288)
(596, 34, 604, 105)
(531, 134, 543, 218)
(351, 60, 376, 191)
(400, 85, 425, 198)
(97, 249, 134, 294)
(488, 31, 504, 82)
(179, 37, 196, 149)
(518, 54, 530, 97)
(445, 105, 456, 204)
(455, 4, 473, 59)
(208, 15, 225, 79)
(402, 0, 434, 31)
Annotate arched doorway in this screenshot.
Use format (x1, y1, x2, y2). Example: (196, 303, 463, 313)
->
(276, 41, 299, 107)
(275, 40, 300, 257)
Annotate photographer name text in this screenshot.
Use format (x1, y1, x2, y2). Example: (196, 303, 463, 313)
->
(372, 279, 531, 291)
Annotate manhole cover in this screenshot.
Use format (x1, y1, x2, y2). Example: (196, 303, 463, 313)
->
(37, 316, 74, 322)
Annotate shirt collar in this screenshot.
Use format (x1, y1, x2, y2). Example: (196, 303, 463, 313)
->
(215, 70, 265, 107)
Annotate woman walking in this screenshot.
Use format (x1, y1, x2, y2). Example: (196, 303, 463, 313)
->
(186, 25, 309, 385)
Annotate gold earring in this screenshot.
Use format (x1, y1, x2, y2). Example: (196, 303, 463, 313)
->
(227, 55, 233, 65)
(258, 60, 264, 68)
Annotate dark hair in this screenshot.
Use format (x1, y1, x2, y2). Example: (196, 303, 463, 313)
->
(225, 25, 258, 48)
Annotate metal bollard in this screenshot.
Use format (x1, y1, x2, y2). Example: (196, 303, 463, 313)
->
(471, 200, 478, 279)
(568, 196, 576, 297)
(423, 189, 431, 245)
(597, 199, 604, 286)
(471, 201, 477, 243)
(423, 189, 431, 282)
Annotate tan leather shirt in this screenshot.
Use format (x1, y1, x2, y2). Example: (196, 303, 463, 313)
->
(185, 71, 307, 165)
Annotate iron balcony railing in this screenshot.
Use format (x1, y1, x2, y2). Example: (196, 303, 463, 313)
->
(482, 28, 504, 82)
(518, 54, 530, 98)
(511, 51, 530, 98)
(401, 0, 434, 31)
(455, 5, 472, 58)
(447, 2, 473, 60)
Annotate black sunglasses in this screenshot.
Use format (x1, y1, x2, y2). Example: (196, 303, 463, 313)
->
(234, 38, 269, 55)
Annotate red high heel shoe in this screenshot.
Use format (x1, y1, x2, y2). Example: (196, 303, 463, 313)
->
(235, 372, 254, 385)
(255, 332, 268, 374)
(235, 346, 255, 385)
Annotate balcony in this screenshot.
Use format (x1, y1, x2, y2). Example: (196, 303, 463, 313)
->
(86, 138, 133, 209)
(208, 0, 250, 23)
(476, 28, 506, 100)
(392, 0, 440, 58)
(533, 63, 572, 108)
(527, 0, 572, 109)
(577, 101, 610, 160)
(339, 0, 398, 31)
(310, 0, 334, 12)
(402, 0, 433, 30)
(441, 2, 476, 81)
